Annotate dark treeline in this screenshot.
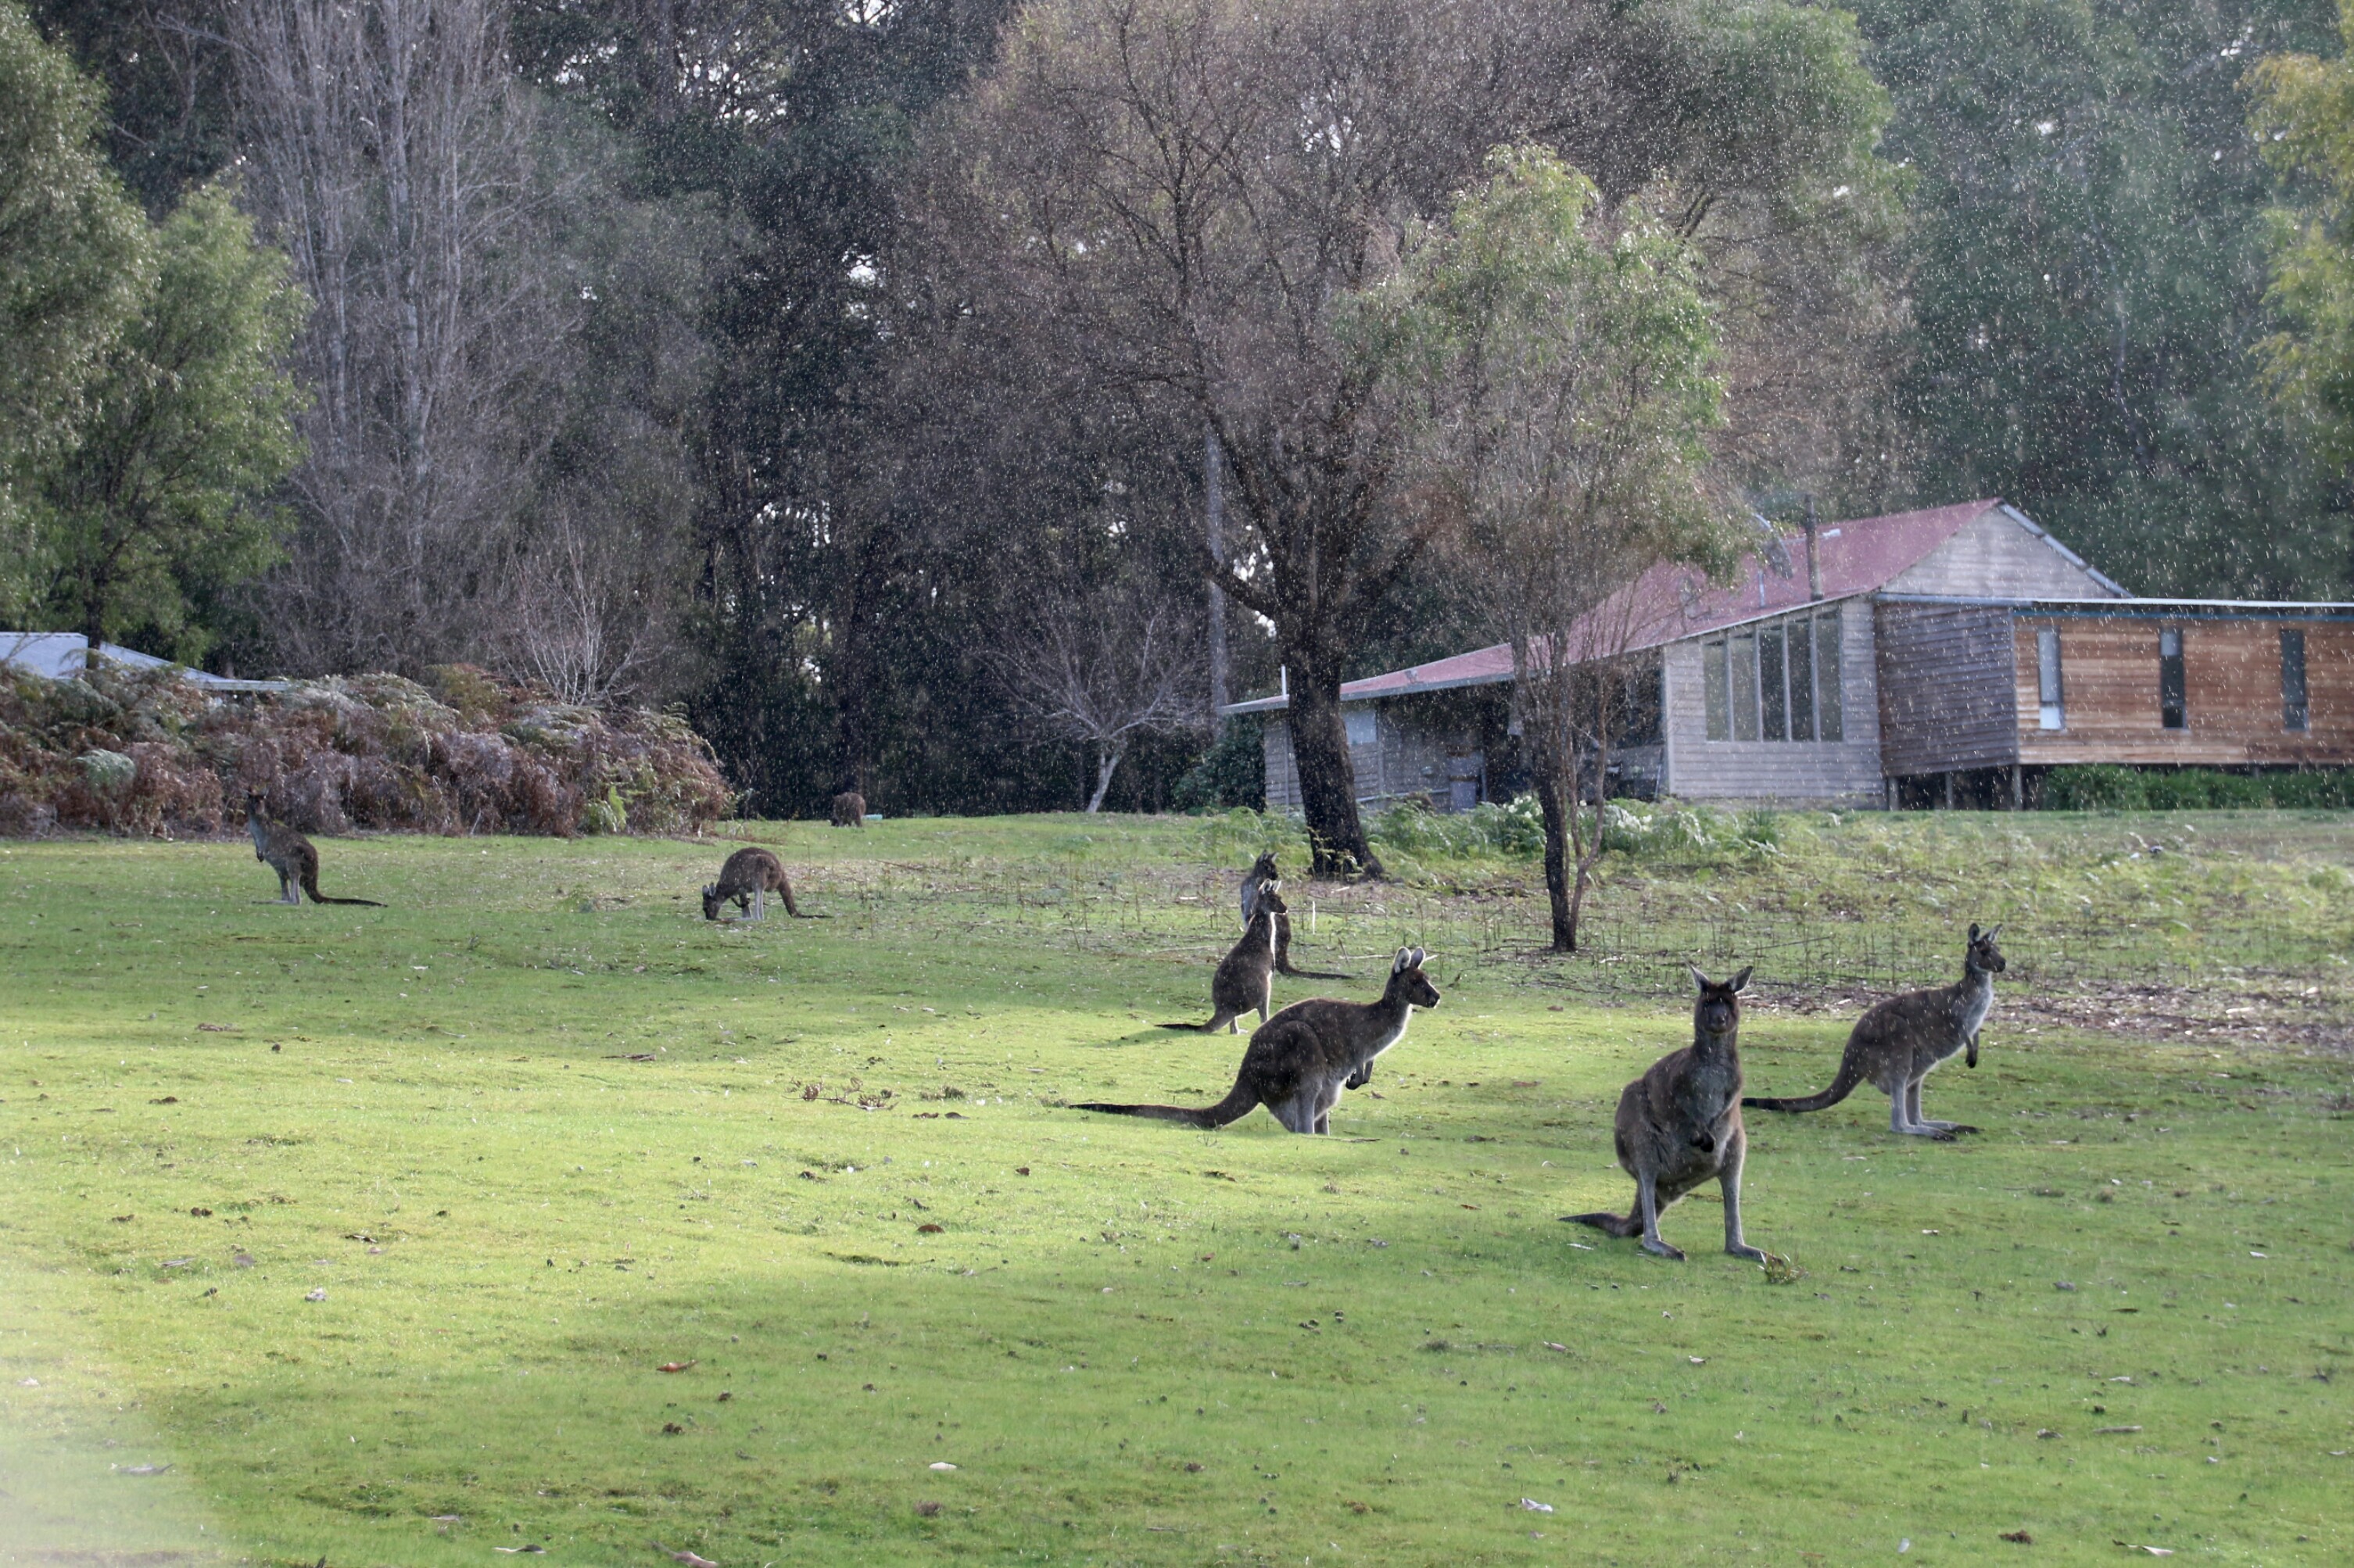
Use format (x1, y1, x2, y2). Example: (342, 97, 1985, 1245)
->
(14, 0, 2354, 822)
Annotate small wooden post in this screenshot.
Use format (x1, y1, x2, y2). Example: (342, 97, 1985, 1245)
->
(2009, 764, 2024, 811)
(1884, 777, 1898, 812)
(1943, 771, 1955, 810)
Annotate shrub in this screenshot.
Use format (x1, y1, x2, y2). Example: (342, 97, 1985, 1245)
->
(2043, 764, 2354, 812)
(1172, 718, 1266, 811)
(0, 661, 731, 838)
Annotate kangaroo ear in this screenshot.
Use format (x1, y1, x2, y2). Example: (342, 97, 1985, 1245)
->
(1392, 948, 1412, 975)
(1983, 922, 2003, 940)
(1729, 966, 1754, 994)
(1969, 922, 1981, 942)
(701, 884, 716, 897)
(1410, 946, 1427, 968)
(1687, 963, 1711, 993)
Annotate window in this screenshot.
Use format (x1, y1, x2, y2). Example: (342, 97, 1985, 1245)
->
(1704, 639, 1730, 740)
(1759, 623, 1788, 741)
(1701, 610, 1845, 743)
(2159, 628, 2186, 729)
(1815, 613, 1843, 741)
(1730, 630, 1760, 740)
(1345, 709, 1378, 746)
(2283, 628, 2309, 732)
(2036, 628, 2064, 730)
(1788, 617, 1816, 742)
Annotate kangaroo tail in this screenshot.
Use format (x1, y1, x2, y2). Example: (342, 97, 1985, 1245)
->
(1743, 1051, 1864, 1114)
(1564, 1211, 1641, 1238)
(1073, 1079, 1256, 1129)
(301, 870, 382, 908)
(782, 886, 811, 918)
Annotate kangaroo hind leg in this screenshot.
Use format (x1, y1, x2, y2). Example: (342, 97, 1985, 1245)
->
(1910, 1076, 1977, 1136)
(1716, 1133, 1770, 1262)
(1637, 1172, 1685, 1260)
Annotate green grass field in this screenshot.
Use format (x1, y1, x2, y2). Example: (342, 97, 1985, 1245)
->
(2, 812, 2350, 1566)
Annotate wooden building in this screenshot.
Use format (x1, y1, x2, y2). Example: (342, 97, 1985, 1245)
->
(1227, 499, 2354, 811)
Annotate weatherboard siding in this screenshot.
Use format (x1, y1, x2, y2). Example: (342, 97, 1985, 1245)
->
(1659, 596, 1883, 802)
(1882, 508, 2123, 600)
(2014, 615, 2354, 765)
(1873, 601, 2020, 776)
(1260, 714, 1449, 811)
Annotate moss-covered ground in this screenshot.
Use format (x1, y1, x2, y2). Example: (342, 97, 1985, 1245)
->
(2, 811, 2349, 1566)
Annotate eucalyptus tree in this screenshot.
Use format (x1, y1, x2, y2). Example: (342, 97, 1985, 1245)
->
(924, 0, 1888, 873)
(1357, 147, 1729, 949)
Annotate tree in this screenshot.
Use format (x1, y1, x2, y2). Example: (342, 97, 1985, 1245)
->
(993, 577, 1204, 812)
(29, 181, 306, 660)
(30, 0, 239, 213)
(0, 0, 151, 567)
(1858, 0, 2349, 598)
(2253, 1, 2354, 478)
(930, 0, 1887, 875)
(511, 0, 1016, 807)
(1362, 146, 1726, 950)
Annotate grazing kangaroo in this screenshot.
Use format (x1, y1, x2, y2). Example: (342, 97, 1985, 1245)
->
(701, 846, 810, 921)
(244, 793, 383, 907)
(1566, 965, 1771, 1262)
(1161, 893, 1281, 1033)
(1238, 852, 1349, 981)
(1077, 947, 1440, 1134)
(1743, 924, 2006, 1140)
(831, 790, 866, 827)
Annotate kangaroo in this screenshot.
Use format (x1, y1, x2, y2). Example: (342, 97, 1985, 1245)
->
(1238, 852, 1349, 981)
(244, 793, 383, 908)
(831, 790, 866, 827)
(1566, 965, 1771, 1262)
(1077, 947, 1440, 1134)
(1160, 893, 1281, 1034)
(701, 846, 810, 921)
(1743, 924, 2006, 1140)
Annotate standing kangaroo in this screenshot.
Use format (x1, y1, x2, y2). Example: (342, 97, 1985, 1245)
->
(831, 791, 866, 827)
(1078, 947, 1441, 1135)
(1743, 924, 2006, 1140)
(1238, 853, 1349, 981)
(701, 847, 810, 921)
(1160, 893, 1281, 1033)
(244, 793, 384, 908)
(1566, 965, 1771, 1262)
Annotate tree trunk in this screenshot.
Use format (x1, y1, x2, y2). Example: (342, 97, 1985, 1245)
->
(1532, 763, 1577, 951)
(1085, 745, 1122, 813)
(1284, 647, 1381, 879)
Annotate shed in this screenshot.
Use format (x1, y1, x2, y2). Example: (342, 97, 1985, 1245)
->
(1224, 499, 2354, 810)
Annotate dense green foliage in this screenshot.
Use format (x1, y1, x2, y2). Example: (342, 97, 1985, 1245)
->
(3, 817, 2349, 1562)
(2252, 2, 2354, 474)
(2044, 761, 2354, 808)
(1856, 0, 2352, 597)
(26, 183, 305, 659)
(0, 2, 149, 540)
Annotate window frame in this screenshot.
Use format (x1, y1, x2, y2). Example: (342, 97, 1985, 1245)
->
(2159, 627, 2186, 731)
(1700, 607, 1844, 744)
(2036, 626, 2064, 731)
(2282, 627, 2309, 733)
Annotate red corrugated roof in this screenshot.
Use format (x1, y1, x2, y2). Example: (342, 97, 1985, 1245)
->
(1224, 499, 2012, 712)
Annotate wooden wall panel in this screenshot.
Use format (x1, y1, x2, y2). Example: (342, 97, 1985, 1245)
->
(2013, 617, 2354, 765)
(1883, 510, 2123, 599)
(1659, 596, 1885, 802)
(1874, 602, 2019, 775)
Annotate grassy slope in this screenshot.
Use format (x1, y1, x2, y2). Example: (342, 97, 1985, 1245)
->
(1, 814, 2349, 1567)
